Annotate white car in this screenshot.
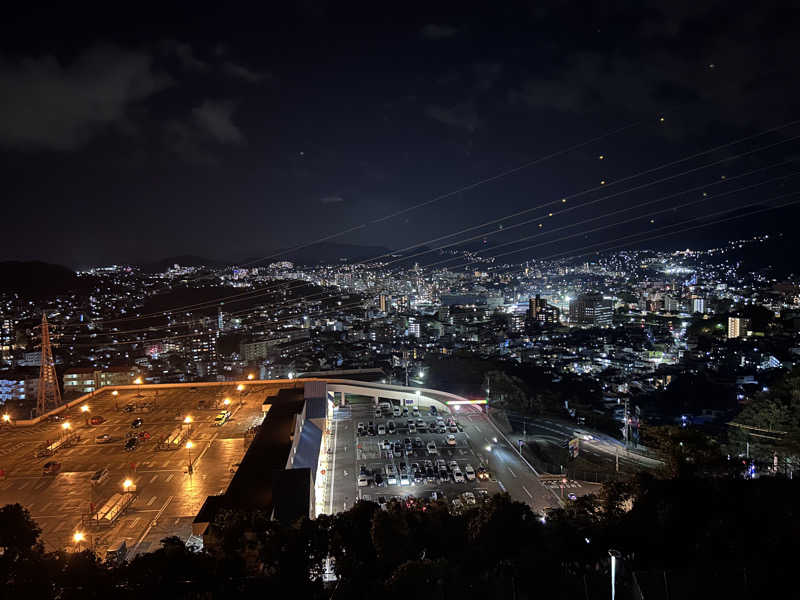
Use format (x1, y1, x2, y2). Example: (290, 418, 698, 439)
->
(411, 407, 420, 417)
(463, 464, 476, 481)
(378, 424, 386, 435)
(446, 434, 457, 446)
(357, 474, 369, 487)
(462, 491, 477, 505)
(453, 469, 465, 483)
(408, 423, 417, 434)
(393, 405, 402, 417)
(426, 441, 438, 455)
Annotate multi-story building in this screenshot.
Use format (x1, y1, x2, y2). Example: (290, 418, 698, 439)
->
(569, 293, 613, 327)
(1, 317, 13, 362)
(727, 316, 751, 339)
(63, 366, 142, 394)
(528, 295, 560, 327)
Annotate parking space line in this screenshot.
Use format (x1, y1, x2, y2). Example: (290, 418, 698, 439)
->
(522, 485, 533, 498)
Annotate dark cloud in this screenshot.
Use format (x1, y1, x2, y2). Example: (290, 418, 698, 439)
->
(0, 44, 170, 150)
(172, 42, 208, 71)
(425, 102, 482, 132)
(420, 24, 458, 39)
(320, 195, 345, 204)
(222, 61, 267, 83)
(192, 100, 245, 144)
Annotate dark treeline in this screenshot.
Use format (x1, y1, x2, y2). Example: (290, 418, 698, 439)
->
(1, 472, 798, 599)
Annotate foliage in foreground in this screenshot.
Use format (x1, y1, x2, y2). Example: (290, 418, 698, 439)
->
(1, 474, 798, 599)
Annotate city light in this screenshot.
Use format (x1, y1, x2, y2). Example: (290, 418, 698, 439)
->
(2, 414, 10, 423)
(73, 531, 85, 543)
(247, 373, 254, 380)
(80, 405, 89, 413)
(133, 377, 142, 385)
(186, 441, 193, 449)
(223, 398, 231, 406)
(184, 416, 192, 424)
(236, 384, 244, 391)
(122, 479, 133, 491)
(111, 390, 118, 397)
(62, 422, 71, 430)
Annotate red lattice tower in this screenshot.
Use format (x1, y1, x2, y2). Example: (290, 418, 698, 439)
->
(37, 313, 62, 416)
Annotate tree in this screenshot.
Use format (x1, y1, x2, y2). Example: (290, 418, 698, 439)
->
(0, 503, 42, 559)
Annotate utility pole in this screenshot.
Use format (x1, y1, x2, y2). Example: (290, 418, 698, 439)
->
(623, 398, 630, 449)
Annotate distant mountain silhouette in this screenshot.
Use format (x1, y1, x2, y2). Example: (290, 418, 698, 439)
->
(0, 261, 85, 297)
(243, 242, 394, 266)
(138, 255, 219, 274)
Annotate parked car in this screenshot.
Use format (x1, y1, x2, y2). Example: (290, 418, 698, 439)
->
(477, 466, 490, 480)
(392, 405, 402, 417)
(357, 422, 365, 435)
(374, 472, 385, 487)
(90, 468, 109, 485)
(462, 491, 477, 505)
(42, 461, 61, 475)
(124, 437, 138, 451)
(130, 418, 143, 428)
(411, 407, 420, 417)
(95, 433, 112, 444)
(429, 406, 438, 416)
(446, 434, 457, 446)
(387, 420, 396, 434)
(426, 441, 438, 455)
(413, 437, 423, 449)
(138, 431, 151, 440)
(89, 416, 105, 425)
(464, 464, 476, 481)
(357, 474, 369, 487)
(377, 424, 386, 435)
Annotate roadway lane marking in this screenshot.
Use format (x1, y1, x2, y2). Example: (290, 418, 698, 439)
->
(147, 495, 157, 506)
(165, 473, 174, 482)
(149, 474, 158, 483)
(497, 480, 506, 492)
(507, 467, 517, 478)
(18, 481, 29, 490)
(522, 486, 533, 498)
(129, 517, 140, 529)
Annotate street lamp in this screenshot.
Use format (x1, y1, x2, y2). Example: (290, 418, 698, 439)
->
(62, 422, 71, 438)
(223, 398, 231, 407)
(122, 478, 133, 492)
(73, 531, 85, 551)
(247, 373, 254, 380)
(81, 404, 90, 425)
(2, 414, 10, 425)
(237, 384, 245, 405)
(184, 416, 193, 424)
(133, 377, 143, 397)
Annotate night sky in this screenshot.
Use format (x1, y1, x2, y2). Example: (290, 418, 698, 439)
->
(2, 2, 800, 268)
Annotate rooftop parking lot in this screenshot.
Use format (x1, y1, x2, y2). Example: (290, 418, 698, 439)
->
(0, 382, 287, 557)
(327, 399, 505, 512)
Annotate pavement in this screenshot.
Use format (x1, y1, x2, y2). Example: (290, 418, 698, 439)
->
(0, 384, 280, 557)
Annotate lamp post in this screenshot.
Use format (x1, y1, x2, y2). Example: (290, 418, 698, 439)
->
(123, 478, 133, 493)
(247, 373, 254, 381)
(73, 531, 85, 552)
(186, 441, 194, 473)
(609, 549, 621, 600)
(133, 377, 143, 398)
(237, 383, 245, 405)
(81, 404, 90, 425)
(2, 413, 11, 427)
(111, 390, 118, 410)
(62, 421, 71, 441)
